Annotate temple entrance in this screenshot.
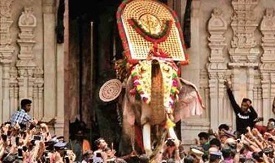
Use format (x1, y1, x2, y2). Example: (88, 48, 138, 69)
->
(66, 0, 123, 150)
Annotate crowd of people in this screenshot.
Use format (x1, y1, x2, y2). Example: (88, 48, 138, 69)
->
(1, 79, 275, 162)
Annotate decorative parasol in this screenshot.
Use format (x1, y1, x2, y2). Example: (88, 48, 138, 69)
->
(99, 79, 122, 102)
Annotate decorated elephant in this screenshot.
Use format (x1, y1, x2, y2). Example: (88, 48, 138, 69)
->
(113, 0, 205, 160)
(117, 59, 204, 157)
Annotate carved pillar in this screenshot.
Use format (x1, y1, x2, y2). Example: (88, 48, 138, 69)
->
(207, 8, 228, 129)
(0, 0, 15, 122)
(33, 68, 44, 119)
(9, 67, 18, 115)
(56, 42, 65, 136)
(259, 8, 275, 122)
(209, 76, 218, 128)
(228, 1, 260, 126)
(42, 0, 56, 121)
(16, 7, 44, 119)
(199, 70, 209, 120)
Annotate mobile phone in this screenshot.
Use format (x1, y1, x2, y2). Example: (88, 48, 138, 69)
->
(18, 148, 23, 159)
(33, 135, 42, 141)
(16, 137, 20, 146)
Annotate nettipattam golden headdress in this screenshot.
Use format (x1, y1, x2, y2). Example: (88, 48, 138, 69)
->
(117, 0, 189, 64)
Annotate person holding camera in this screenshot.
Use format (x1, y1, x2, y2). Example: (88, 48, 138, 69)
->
(224, 81, 258, 136)
(93, 138, 117, 163)
(160, 138, 181, 162)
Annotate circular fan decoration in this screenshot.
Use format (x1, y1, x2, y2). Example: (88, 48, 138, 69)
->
(99, 79, 122, 102)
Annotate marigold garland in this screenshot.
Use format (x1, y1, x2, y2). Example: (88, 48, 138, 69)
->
(130, 61, 180, 108)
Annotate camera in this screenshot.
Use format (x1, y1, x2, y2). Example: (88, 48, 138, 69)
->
(262, 147, 273, 155)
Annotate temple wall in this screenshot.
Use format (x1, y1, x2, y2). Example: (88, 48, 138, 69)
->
(0, 0, 64, 136)
(181, 0, 275, 146)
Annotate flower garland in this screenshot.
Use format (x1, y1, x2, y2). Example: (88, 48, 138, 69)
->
(129, 63, 150, 103)
(129, 61, 180, 106)
(160, 63, 179, 109)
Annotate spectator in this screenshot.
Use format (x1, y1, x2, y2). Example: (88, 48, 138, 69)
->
(189, 147, 204, 163)
(197, 132, 210, 151)
(219, 130, 235, 145)
(209, 151, 222, 163)
(209, 138, 221, 150)
(139, 154, 149, 163)
(81, 150, 93, 163)
(161, 138, 181, 162)
(183, 155, 195, 163)
(9, 99, 38, 128)
(218, 124, 230, 134)
(0, 120, 75, 162)
(221, 147, 233, 163)
(68, 129, 91, 162)
(255, 118, 275, 135)
(225, 80, 258, 135)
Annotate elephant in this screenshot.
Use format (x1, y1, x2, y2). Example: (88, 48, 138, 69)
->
(117, 58, 205, 159)
(114, 0, 205, 160)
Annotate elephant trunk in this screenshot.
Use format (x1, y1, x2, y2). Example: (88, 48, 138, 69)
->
(149, 60, 166, 125)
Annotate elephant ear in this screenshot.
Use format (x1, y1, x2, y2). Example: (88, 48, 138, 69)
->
(173, 78, 205, 122)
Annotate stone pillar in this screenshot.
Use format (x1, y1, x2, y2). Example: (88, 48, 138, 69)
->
(64, 0, 69, 139)
(42, 0, 57, 121)
(2, 64, 11, 121)
(56, 43, 65, 136)
(16, 7, 44, 120)
(0, 0, 15, 122)
(9, 68, 18, 115)
(206, 8, 228, 129)
(259, 8, 275, 123)
(228, 0, 260, 129)
(208, 77, 218, 129)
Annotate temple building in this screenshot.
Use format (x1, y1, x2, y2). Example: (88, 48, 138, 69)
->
(1, 0, 275, 147)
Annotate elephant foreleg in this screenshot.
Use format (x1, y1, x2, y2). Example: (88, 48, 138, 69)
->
(143, 122, 152, 156)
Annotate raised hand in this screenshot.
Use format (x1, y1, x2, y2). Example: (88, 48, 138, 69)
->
(224, 80, 232, 89)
